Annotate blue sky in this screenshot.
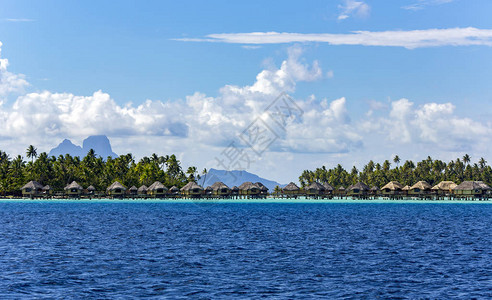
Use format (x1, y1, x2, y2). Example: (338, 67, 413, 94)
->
(1, 0, 491, 183)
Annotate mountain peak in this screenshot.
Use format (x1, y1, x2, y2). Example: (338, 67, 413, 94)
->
(49, 135, 118, 159)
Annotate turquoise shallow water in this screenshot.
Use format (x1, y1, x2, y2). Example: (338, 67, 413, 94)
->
(0, 201, 491, 298)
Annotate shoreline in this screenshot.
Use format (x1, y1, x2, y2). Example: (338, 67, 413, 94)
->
(1, 197, 491, 204)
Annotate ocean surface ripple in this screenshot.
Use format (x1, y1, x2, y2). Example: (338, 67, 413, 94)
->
(0, 202, 491, 299)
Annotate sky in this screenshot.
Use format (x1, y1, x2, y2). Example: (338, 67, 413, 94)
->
(0, 0, 491, 183)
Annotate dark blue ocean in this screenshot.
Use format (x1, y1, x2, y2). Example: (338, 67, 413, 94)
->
(0, 202, 491, 299)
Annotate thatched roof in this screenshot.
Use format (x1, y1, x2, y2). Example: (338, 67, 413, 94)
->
(129, 186, 138, 191)
(42, 185, 51, 191)
(21, 180, 44, 190)
(410, 181, 432, 190)
(107, 181, 126, 192)
(148, 181, 168, 191)
(255, 182, 268, 191)
(211, 182, 230, 191)
(431, 181, 457, 191)
(205, 186, 213, 191)
(180, 182, 203, 191)
(454, 181, 490, 190)
(169, 186, 179, 192)
(338, 186, 345, 191)
(283, 182, 300, 191)
(349, 182, 370, 191)
(231, 186, 239, 191)
(64, 181, 83, 190)
(370, 186, 379, 191)
(137, 185, 148, 192)
(87, 185, 96, 191)
(402, 185, 410, 191)
(381, 181, 403, 191)
(307, 182, 325, 191)
(323, 182, 334, 191)
(238, 182, 259, 191)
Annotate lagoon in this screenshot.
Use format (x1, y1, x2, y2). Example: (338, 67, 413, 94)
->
(0, 201, 491, 298)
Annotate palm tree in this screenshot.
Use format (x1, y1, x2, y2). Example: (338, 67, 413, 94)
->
(479, 157, 487, 170)
(26, 145, 37, 163)
(393, 155, 401, 168)
(463, 154, 471, 166)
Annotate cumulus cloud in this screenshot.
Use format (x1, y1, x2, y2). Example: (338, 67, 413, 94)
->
(0, 42, 29, 100)
(175, 27, 492, 49)
(338, 0, 370, 20)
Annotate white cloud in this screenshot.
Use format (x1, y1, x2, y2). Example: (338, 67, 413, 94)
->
(4, 18, 35, 22)
(403, 0, 455, 11)
(175, 27, 492, 49)
(0, 42, 29, 100)
(338, 0, 370, 20)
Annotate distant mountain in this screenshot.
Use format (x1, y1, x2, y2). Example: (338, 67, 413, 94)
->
(49, 135, 118, 159)
(197, 168, 285, 191)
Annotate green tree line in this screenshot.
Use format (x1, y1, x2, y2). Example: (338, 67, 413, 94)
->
(0, 146, 200, 194)
(299, 155, 491, 188)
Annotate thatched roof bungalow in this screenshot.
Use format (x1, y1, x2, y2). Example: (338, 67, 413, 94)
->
(137, 185, 148, 195)
(86, 185, 96, 195)
(370, 186, 379, 195)
(128, 186, 138, 195)
(347, 182, 370, 196)
(231, 186, 239, 196)
(181, 182, 204, 197)
(148, 181, 168, 197)
(211, 182, 231, 196)
(107, 181, 127, 196)
(169, 186, 179, 196)
(238, 182, 260, 196)
(306, 182, 325, 197)
(454, 181, 490, 198)
(381, 181, 403, 196)
(204, 186, 213, 196)
(21, 181, 44, 197)
(42, 185, 52, 195)
(64, 181, 83, 196)
(323, 182, 334, 195)
(255, 182, 269, 195)
(336, 186, 346, 196)
(409, 181, 432, 196)
(283, 182, 300, 196)
(431, 181, 457, 195)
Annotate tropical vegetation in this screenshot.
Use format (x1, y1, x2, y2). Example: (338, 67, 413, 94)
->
(299, 155, 492, 188)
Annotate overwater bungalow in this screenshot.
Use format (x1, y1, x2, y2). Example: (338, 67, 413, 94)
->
(454, 181, 490, 199)
(402, 185, 410, 196)
(86, 185, 96, 196)
(255, 182, 269, 196)
(323, 182, 334, 197)
(306, 182, 325, 198)
(431, 181, 457, 196)
(64, 181, 83, 197)
(205, 186, 213, 197)
(347, 182, 370, 197)
(231, 186, 239, 197)
(148, 181, 168, 197)
(107, 181, 127, 197)
(181, 182, 204, 197)
(128, 186, 138, 196)
(42, 185, 52, 196)
(239, 182, 260, 197)
(409, 181, 432, 197)
(169, 186, 179, 197)
(137, 185, 148, 196)
(283, 182, 300, 197)
(336, 186, 346, 197)
(211, 182, 231, 197)
(370, 186, 379, 197)
(21, 180, 44, 197)
(381, 181, 403, 197)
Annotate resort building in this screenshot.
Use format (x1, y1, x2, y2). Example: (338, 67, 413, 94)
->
(381, 181, 404, 196)
(231, 186, 239, 197)
(42, 185, 52, 196)
(306, 182, 325, 197)
(347, 182, 370, 197)
(137, 185, 148, 196)
(21, 180, 44, 197)
(323, 182, 334, 196)
(211, 182, 231, 197)
(181, 182, 204, 197)
(169, 186, 179, 197)
(283, 182, 300, 197)
(239, 182, 260, 197)
(107, 181, 127, 197)
(431, 181, 457, 196)
(453, 181, 491, 199)
(370, 186, 379, 197)
(64, 181, 84, 197)
(336, 186, 346, 197)
(409, 181, 432, 197)
(148, 181, 168, 197)
(86, 185, 96, 196)
(128, 186, 138, 196)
